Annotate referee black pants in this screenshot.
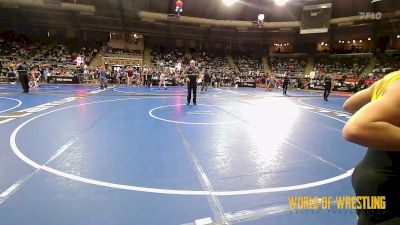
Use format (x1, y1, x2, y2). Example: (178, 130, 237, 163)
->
(19, 74, 29, 93)
(187, 82, 197, 104)
(282, 83, 288, 94)
(324, 85, 331, 100)
(201, 81, 210, 92)
(146, 77, 152, 87)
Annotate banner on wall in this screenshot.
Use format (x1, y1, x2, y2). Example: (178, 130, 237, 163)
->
(103, 57, 142, 66)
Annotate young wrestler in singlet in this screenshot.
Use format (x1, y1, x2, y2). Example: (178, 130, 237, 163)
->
(343, 71, 400, 225)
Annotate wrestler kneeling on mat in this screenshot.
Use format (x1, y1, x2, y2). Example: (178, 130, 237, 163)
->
(342, 71, 400, 225)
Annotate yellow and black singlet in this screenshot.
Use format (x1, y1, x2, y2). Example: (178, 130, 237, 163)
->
(372, 71, 400, 101)
(352, 71, 400, 225)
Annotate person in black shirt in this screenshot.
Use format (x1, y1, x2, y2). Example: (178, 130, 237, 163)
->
(17, 62, 29, 93)
(146, 68, 154, 88)
(357, 76, 366, 92)
(323, 74, 333, 101)
(201, 68, 211, 94)
(282, 75, 290, 95)
(341, 74, 347, 86)
(78, 66, 84, 83)
(215, 74, 221, 88)
(152, 68, 159, 88)
(185, 60, 200, 105)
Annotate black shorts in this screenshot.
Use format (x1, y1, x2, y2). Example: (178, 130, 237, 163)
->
(352, 150, 400, 224)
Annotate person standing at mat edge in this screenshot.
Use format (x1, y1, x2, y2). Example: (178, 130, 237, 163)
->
(17, 61, 29, 93)
(342, 71, 400, 225)
(323, 74, 333, 101)
(98, 66, 107, 90)
(201, 67, 211, 94)
(282, 74, 290, 95)
(185, 60, 200, 105)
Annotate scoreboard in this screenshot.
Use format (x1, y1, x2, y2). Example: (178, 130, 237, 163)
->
(300, 3, 332, 34)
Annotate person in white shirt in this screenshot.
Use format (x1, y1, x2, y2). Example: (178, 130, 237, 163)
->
(159, 68, 167, 90)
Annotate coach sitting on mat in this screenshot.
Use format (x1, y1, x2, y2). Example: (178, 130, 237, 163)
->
(184, 60, 200, 105)
(342, 71, 400, 225)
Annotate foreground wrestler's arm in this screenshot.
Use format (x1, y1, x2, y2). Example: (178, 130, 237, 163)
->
(342, 83, 375, 114)
(342, 81, 400, 151)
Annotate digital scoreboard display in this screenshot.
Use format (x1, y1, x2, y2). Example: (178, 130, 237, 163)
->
(300, 3, 332, 34)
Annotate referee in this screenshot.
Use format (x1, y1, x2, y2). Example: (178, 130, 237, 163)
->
(323, 74, 333, 101)
(282, 74, 290, 95)
(185, 60, 200, 105)
(201, 67, 211, 93)
(17, 61, 29, 93)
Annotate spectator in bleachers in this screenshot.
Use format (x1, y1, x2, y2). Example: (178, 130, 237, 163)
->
(373, 54, 400, 74)
(314, 55, 370, 77)
(269, 56, 306, 76)
(233, 54, 263, 88)
(234, 55, 263, 75)
(106, 47, 143, 57)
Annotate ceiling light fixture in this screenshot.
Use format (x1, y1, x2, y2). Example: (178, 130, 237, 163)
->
(274, 0, 290, 6)
(258, 14, 265, 21)
(222, 0, 237, 6)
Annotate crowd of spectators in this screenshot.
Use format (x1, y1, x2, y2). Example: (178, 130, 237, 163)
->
(0, 31, 42, 59)
(0, 31, 101, 84)
(269, 56, 307, 75)
(105, 47, 143, 57)
(193, 52, 230, 70)
(150, 47, 271, 87)
(233, 54, 263, 75)
(150, 47, 259, 87)
(373, 53, 400, 74)
(314, 55, 370, 77)
(34, 45, 98, 66)
(192, 51, 236, 80)
(0, 57, 81, 84)
(151, 47, 189, 68)
(319, 45, 372, 54)
(3, 32, 400, 91)
(35, 45, 71, 64)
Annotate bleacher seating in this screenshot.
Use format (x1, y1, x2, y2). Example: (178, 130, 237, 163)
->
(269, 55, 307, 76)
(314, 54, 370, 77)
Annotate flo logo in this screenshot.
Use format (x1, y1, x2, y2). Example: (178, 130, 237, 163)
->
(359, 12, 382, 20)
